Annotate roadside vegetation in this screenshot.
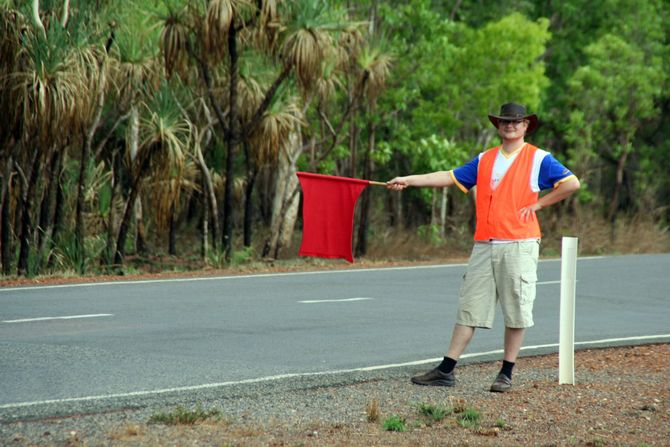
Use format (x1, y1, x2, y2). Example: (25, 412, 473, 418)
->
(1, 0, 668, 281)
(149, 405, 222, 425)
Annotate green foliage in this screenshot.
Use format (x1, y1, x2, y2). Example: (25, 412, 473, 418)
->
(281, 0, 347, 31)
(231, 246, 254, 265)
(52, 233, 107, 274)
(417, 224, 443, 246)
(564, 2, 667, 213)
(2, 0, 669, 277)
(445, 13, 550, 143)
(382, 414, 406, 432)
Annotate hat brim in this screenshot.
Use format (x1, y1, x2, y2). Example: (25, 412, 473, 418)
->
(488, 114, 538, 134)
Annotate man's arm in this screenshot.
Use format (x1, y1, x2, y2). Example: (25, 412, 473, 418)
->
(519, 177, 581, 221)
(387, 171, 455, 191)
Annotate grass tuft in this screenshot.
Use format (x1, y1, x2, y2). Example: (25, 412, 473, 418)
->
(366, 399, 380, 423)
(149, 405, 220, 425)
(383, 414, 406, 432)
(456, 407, 481, 429)
(418, 402, 449, 422)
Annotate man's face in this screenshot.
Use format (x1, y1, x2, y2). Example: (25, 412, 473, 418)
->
(497, 119, 528, 139)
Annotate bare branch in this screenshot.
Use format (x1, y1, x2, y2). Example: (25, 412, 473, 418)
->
(94, 112, 131, 160)
(62, 0, 70, 28)
(242, 63, 293, 140)
(32, 0, 46, 37)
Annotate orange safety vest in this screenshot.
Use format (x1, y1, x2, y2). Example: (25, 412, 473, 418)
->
(474, 144, 541, 241)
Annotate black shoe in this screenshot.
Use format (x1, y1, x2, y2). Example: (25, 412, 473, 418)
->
(490, 373, 512, 392)
(411, 368, 455, 387)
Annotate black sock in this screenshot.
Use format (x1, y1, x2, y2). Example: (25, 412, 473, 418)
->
(438, 356, 457, 374)
(500, 360, 515, 378)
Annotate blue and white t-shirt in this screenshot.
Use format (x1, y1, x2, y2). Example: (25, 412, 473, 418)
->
(450, 146, 575, 193)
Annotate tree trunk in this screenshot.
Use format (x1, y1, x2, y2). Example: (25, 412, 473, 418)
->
(194, 143, 218, 252)
(439, 187, 448, 238)
(37, 150, 61, 268)
(47, 153, 66, 269)
(263, 129, 302, 259)
(168, 204, 177, 255)
(348, 89, 358, 178)
(608, 146, 630, 224)
(196, 101, 219, 251)
(243, 142, 257, 248)
(127, 105, 146, 255)
(17, 148, 42, 276)
(103, 149, 120, 266)
(355, 112, 375, 257)
(75, 60, 107, 272)
(222, 24, 239, 260)
(114, 145, 154, 267)
(1, 142, 17, 275)
(74, 139, 90, 272)
(430, 188, 438, 226)
(200, 177, 209, 260)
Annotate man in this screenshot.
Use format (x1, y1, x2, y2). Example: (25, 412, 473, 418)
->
(387, 103, 580, 392)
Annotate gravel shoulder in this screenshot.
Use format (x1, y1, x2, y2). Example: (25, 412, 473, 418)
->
(2, 343, 668, 446)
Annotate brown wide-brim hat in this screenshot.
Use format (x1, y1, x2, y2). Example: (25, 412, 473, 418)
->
(488, 102, 538, 134)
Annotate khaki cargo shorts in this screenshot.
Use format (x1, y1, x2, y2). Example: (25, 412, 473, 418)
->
(456, 241, 539, 329)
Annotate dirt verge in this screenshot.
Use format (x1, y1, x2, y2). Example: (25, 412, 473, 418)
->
(3, 344, 668, 446)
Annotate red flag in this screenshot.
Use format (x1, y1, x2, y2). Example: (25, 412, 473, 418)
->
(296, 172, 369, 263)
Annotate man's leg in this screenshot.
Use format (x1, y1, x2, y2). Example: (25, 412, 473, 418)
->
(491, 241, 538, 392)
(503, 327, 525, 362)
(447, 324, 476, 360)
(490, 327, 525, 393)
(411, 324, 475, 387)
(411, 243, 492, 387)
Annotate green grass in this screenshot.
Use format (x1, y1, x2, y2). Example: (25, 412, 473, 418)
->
(456, 407, 481, 429)
(418, 402, 449, 422)
(383, 414, 406, 432)
(149, 405, 220, 425)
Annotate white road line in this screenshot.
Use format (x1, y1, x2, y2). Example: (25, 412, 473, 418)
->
(0, 255, 609, 293)
(0, 334, 667, 410)
(298, 297, 374, 304)
(2, 314, 114, 324)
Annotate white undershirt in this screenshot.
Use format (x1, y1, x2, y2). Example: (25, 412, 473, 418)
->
(490, 147, 521, 190)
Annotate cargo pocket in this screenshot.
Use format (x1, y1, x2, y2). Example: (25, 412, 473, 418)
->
(519, 271, 538, 304)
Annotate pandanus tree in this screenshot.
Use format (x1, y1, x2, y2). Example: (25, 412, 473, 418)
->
(4, 3, 96, 276)
(353, 39, 392, 257)
(0, 6, 26, 274)
(156, 0, 360, 261)
(113, 82, 194, 265)
(106, 18, 161, 260)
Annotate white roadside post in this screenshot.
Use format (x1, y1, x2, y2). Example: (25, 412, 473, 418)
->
(559, 236, 579, 385)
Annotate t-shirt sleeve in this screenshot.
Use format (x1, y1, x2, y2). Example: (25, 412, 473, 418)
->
(451, 155, 479, 193)
(538, 154, 576, 190)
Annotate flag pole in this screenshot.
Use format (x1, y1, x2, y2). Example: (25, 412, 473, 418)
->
(368, 180, 388, 186)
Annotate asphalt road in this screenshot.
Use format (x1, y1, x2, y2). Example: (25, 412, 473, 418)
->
(1, 253, 669, 418)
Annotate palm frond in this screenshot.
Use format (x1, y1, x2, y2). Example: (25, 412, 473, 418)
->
(205, 0, 254, 56)
(137, 80, 194, 230)
(357, 43, 393, 102)
(249, 94, 303, 164)
(10, 25, 89, 144)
